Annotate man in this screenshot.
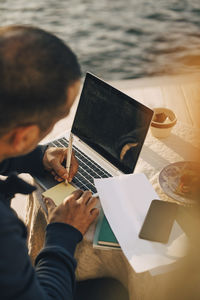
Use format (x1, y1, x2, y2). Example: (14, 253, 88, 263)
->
(0, 25, 99, 299)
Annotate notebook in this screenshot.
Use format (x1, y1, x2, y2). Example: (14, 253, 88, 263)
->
(93, 209, 120, 249)
(35, 73, 153, 193)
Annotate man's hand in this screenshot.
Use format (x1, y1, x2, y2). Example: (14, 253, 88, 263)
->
(44, 190, 99, 235)
(43, 147, 78, 182)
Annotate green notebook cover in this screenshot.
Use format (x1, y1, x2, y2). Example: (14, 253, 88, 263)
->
(93, 209, 120, 248)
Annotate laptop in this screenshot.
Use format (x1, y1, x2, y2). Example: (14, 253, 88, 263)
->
(36, 73, 153, 193)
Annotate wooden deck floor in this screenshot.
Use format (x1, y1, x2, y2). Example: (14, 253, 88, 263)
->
(111, 73, 200, 128)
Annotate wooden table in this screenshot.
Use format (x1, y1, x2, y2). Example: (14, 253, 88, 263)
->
(40, 73, 200, 144)
(21, 73, 200, 299)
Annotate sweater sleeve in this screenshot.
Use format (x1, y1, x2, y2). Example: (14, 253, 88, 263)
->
(0, 145, 47, 177)
(0, 202, 82, 300)
(35, 223, 83, 299)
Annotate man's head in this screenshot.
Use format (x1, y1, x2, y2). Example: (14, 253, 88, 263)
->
(0, 25, 81, 158)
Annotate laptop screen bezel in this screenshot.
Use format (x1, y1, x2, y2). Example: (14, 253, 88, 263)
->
(72, 72, 153, 174)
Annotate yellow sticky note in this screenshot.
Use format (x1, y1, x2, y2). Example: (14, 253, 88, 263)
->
(42, 182, 77, 206)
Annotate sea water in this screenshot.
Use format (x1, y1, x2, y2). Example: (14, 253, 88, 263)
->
(1, 0, 200, 80)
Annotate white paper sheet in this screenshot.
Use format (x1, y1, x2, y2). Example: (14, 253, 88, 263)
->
(94, 173, 187, 273)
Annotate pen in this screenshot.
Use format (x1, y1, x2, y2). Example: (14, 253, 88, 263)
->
(65, 132, 73, 184)
(92, 193, 99, 198)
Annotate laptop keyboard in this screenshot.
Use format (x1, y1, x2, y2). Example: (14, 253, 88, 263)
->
(48, 137, 111, 193)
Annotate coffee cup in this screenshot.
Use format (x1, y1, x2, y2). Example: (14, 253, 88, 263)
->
(151, 107, 177, 138)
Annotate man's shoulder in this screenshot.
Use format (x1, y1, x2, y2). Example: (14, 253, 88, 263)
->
(0, 197, 26, 235)
(0, 195, 14, 218)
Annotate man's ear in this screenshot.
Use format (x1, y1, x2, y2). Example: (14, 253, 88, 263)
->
(66, 80, 81, 111)
(11, 125, 40, 154)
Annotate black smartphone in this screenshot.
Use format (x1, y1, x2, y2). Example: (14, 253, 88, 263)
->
(139, 200, 178, 244)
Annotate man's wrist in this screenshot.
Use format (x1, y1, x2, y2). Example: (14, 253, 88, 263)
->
(45, 222, 83, 256)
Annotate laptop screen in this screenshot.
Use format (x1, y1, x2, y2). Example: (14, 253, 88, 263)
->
(72, 73, 153, 174)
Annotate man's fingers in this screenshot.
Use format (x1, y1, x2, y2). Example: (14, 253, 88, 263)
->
(90, 208, 99, 220)
(44, 197, 56, 214)
(77, 190, 92, 205)
(64, 149, 78, 182)
(44, 147, 79, 182)
(51, 159, 69, 180)
(68, 153, 79, 182)
(63, 189, 83, 204)
(86, 196, 98, 210)
(51, 151, 78, 182)
(54, 175, 63, 182)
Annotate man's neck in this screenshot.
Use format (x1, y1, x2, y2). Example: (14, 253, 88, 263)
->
(0, 152, 10, 163)
(0, 140, 13, 163)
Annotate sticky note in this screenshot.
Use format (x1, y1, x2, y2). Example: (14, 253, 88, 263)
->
(42, 182, 77, 206)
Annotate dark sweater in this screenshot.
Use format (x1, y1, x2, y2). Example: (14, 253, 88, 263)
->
(0, 146, 82, 300)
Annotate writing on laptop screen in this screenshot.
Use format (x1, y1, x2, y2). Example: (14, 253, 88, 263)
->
(72, 73, 153, 174)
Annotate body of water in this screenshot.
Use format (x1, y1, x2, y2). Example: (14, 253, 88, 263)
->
(1, 0, 200, 80)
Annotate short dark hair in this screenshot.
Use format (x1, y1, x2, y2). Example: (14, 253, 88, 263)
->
(0, 25, 81, 136)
